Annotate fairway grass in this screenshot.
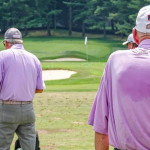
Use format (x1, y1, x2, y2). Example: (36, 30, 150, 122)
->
(0, 36, 124, 62)
(42, 61, 106, 92)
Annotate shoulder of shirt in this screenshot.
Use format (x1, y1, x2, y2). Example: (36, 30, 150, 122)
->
(0, 49, 9, 53)
(0, 49, 10, 56)
(24, 50, 37, 58)
(0, 49, 40, 62)
(24, 50, 40, 63)
(108, 49, 130, 61)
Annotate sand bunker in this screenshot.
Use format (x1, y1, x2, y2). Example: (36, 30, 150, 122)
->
(43, 57, 86, 62)
(42, 70, 76, 81)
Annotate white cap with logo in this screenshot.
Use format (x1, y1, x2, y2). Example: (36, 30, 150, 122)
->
(135, 5, 150, 33)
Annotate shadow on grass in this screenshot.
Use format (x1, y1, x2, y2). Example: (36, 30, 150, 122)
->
(40, 50, 109, 62)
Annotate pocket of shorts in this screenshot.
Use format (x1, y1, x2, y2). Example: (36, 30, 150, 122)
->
(26, 109, 35, 123)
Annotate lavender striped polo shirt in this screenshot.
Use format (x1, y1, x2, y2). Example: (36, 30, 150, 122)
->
(0, 44, 45, 101)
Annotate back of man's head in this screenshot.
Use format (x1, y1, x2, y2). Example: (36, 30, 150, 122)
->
(4, 28, 23, 44)
(133, 5, 150, 44)
(135, 5, 150, 33)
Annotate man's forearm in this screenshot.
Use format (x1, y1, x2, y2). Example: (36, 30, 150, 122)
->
(95, 132, 109, 150)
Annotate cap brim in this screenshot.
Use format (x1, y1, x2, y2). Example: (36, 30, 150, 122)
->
(122, 41, 129, 45)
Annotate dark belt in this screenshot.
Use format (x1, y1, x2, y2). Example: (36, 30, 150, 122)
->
(114, 148, 121, 150)
(0, 100, 32, 105)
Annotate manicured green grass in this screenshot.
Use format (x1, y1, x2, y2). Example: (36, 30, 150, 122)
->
(0, 36, 124, 62)
(42, 61, 105, 92)
(23, 37, 124, 62)
(21, 36, 124, 93)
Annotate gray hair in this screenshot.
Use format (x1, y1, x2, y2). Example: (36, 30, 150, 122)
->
(5, 39, 23, 44)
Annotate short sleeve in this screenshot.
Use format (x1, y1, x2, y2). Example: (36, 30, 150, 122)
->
(36, 60, 46, 90)
(88, 66, 109, 134)
(0, 53, 4, 83)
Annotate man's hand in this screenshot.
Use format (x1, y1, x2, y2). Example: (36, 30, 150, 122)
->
(95, 132, 109, 150)
(35, 89, 43, 93)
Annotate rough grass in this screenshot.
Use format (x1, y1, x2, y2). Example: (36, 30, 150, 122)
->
(11, 92, 114, 150)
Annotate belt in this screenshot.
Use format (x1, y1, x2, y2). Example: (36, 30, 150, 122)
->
(0, 100, 32, 105)
(114, 148, 121, 150)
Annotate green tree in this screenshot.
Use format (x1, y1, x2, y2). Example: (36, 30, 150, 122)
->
(63, 0, 74, 36)
(94, 0, 112, 37)
(110, 0, 150, 37)
(73, 0, 92, 37)
(35, 0, 62, 36)
(0, 0, 35, 35)
(84, 0, 113, 37)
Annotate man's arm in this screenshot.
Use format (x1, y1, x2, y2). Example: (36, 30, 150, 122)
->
(35, 89, 43, 93)
(95, 132, 109, 150)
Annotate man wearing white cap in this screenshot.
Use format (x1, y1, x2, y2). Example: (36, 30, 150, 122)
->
(0, 28, 45, 150)
(88, 5, 150, 150)
(122, 33, 137, 49)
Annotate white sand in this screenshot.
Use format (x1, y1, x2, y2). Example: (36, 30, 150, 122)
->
(42, 70, 76, 81)
(43, 57, 86, 62)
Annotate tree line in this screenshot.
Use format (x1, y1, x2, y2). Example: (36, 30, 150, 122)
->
(0, 0, 150, 37)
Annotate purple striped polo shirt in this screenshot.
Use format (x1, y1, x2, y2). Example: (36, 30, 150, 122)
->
(88, 39, 150, 150)
(0, 44, 45, 101)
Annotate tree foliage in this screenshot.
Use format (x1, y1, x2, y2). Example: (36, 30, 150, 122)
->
(0, 0, 149, 37)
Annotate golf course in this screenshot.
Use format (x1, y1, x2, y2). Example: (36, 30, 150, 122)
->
(0, 30, 125, 150)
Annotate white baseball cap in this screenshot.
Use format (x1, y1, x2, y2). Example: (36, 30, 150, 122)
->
(122, 33, 135, 45)
(135, 5, 150, 33)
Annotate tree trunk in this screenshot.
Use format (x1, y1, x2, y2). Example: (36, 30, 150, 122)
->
(24, 27, 28, 36)
(54, 14, 57, 30)
(103, 23, 106, 38)
(121, 32, 124, 39)
(53, 2, 56, 36)
(10, 0, 14, 26)
(53, 15, 56, 36)
(103, 17, 106, 38)
(111, 19, 114, 33)
(68, 6, 72, 36)
(82, 23, 85, 37)
(54, 2, 57, 31)
(47, 21, 51, 36)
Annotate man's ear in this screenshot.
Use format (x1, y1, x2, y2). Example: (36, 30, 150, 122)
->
(133, 28, 139, 45)
(5, 41, 11, 49)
